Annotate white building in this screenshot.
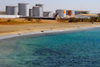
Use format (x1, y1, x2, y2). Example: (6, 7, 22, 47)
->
(76, 14, 98, 19)
(43, 11, 53, 18)
(75, 10, 89, 15)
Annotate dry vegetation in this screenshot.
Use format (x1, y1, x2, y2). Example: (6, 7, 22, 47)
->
(0, 18, 46, 25)
(0, 17, 100, 25)
(56, 18, 69, 23)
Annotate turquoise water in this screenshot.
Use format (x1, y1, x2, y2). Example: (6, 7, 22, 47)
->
(0, 28, 100, 67)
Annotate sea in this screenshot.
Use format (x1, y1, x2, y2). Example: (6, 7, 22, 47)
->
(0, 27, 100, 67)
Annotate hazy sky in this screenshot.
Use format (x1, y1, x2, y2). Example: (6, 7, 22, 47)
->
(0, 0, 100, 13)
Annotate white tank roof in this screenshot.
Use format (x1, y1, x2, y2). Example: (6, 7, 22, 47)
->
(6, 6, 17, 7)
(18, 3, 29, 5)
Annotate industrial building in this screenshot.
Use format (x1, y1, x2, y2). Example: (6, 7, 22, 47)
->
(56, 9, 75, 18)
(18, 3, 29, 16)
(6, 6, 18, 15)
(75, 10, 89, 15)
(55, 9, 90, 18)
(0, 2, 97, 19)
(43, 11, 53, 17)
(76, 14, 98, 19)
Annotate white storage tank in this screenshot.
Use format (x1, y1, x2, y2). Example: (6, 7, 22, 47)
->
(35, 4, 43, 17)
(29, 9, 32, 17)
(18, 3, 29, 16)
(32, 6, 43, 18)
(6, 6, 18, 15)
(56, 9, 66, 18)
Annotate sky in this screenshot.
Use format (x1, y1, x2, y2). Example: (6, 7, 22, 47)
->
(0, 0, 100, 13)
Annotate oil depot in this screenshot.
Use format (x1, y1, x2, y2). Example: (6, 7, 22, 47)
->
(56, 9, 76, 18)
(0, 2, 98, 19)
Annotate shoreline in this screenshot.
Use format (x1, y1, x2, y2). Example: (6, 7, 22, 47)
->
(0, 26, 100, 40)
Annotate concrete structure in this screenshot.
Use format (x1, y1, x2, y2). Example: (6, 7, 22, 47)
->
(75, 10, 89, 15)
(76, 14, 98, 19)
(18, 3, 29, 16)
(0, 15, 20, 18)
(29, 9, 32, 17)
(43, 11, 53, 17)
(32, 6, 43, 17)
(6, 6, 18, 15)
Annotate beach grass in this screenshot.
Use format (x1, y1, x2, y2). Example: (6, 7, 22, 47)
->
(0, 18, 45, 25)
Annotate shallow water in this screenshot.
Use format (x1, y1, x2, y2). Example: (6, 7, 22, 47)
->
(0, 28, 100, 67)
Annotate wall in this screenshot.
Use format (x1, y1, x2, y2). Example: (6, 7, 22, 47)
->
(0, 15, 20, 18)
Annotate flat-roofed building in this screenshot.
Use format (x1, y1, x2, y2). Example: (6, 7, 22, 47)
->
(75, 10, 89, 15)
(76, 14, 98, 19)
(43, 11, 53, 17)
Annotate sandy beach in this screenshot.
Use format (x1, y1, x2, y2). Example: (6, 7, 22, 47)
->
(0, 19, 100, 38)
